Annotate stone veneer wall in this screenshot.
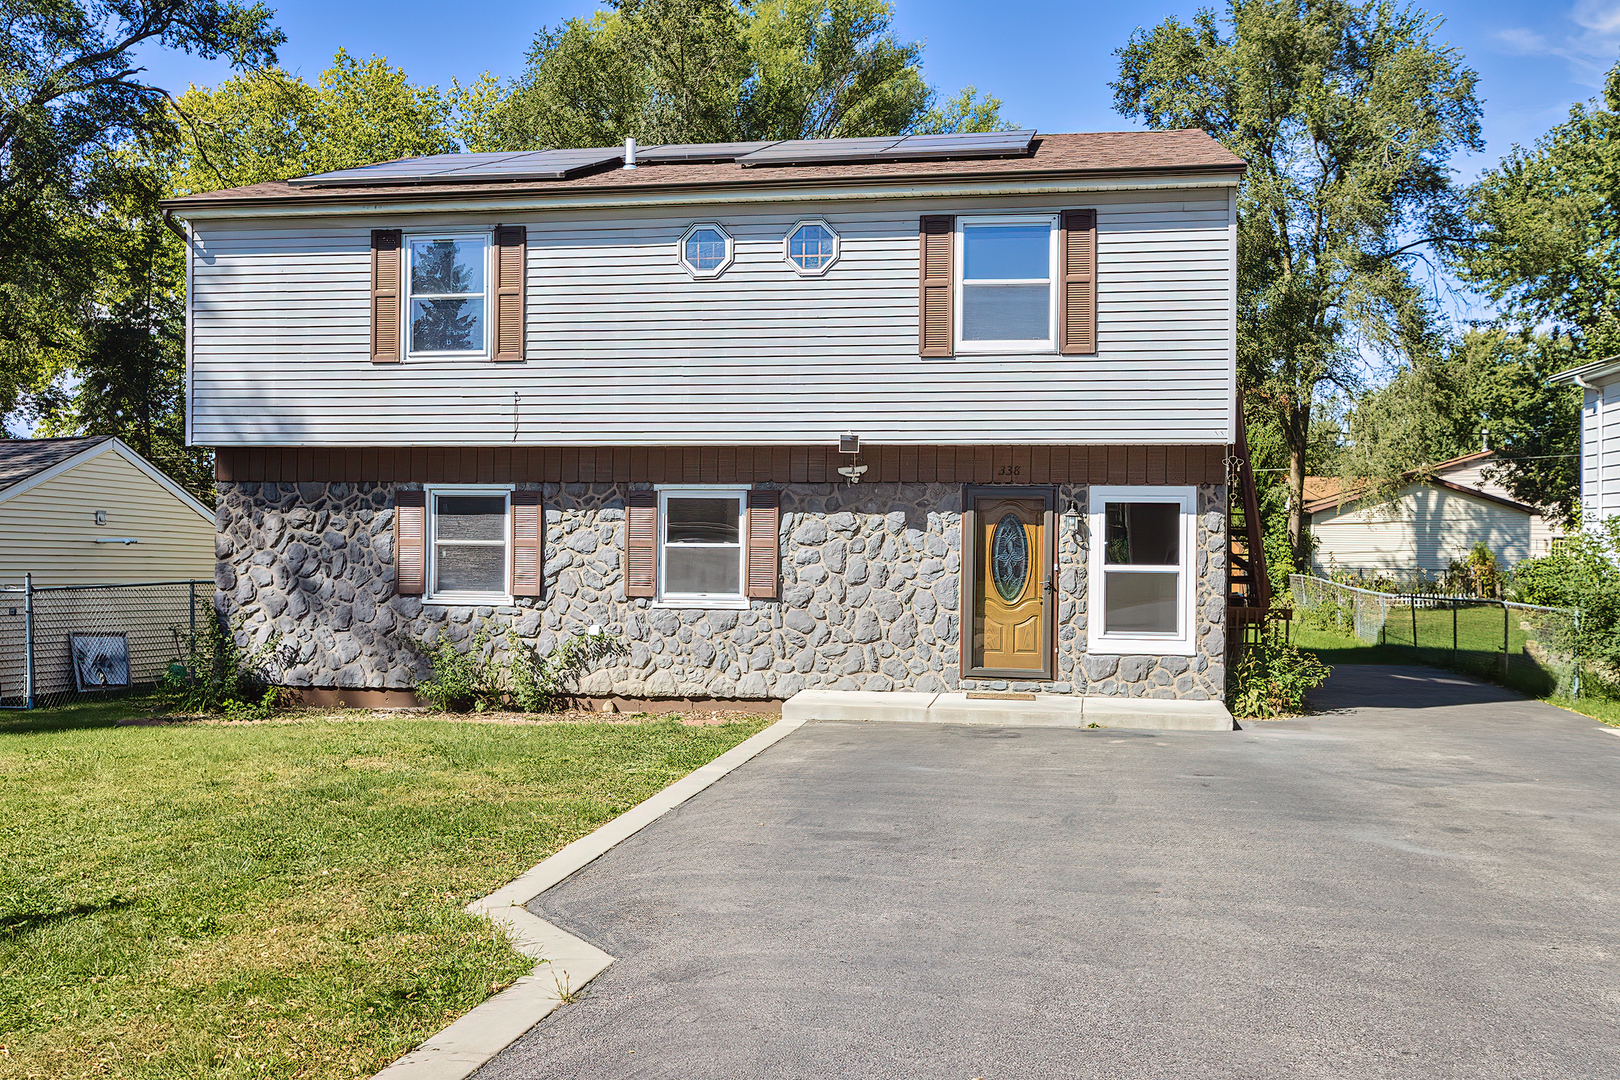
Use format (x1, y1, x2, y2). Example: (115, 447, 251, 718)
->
(215, 481, 1227, 700)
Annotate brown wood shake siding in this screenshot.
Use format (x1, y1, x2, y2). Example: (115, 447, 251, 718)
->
(216, 446, 1230, 487)
(370, 229, 402, 364)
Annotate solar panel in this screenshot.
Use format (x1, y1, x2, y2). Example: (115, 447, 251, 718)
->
(874, 130, 1037, 160)
(636, 141, 776, 163)
(735, 137, 906, 167)
(285, 130, 1041, 186)
(288, 147, 626, 187)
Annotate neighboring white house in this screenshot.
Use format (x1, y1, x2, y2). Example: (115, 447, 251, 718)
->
(1305, 451, 1566, 576)
(0, 436, 215, 586)
(1553, 355, 1620, 533)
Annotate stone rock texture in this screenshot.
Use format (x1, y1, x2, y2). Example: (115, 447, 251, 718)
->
(216, 481, 1226, 700)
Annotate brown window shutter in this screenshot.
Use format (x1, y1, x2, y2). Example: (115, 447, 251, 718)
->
(918, 215, 954, 357)
(511, 489, 543, 596)
(371, 229, 403, 363)
(494, 225, 526, 362)
(394, 490, 426, 595)
(623, 490, 657, 597)
(745, 489, 780, 599)
(1059, 209, 1097, 355)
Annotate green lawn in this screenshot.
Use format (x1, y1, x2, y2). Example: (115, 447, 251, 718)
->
(0, 697, 769, 1078)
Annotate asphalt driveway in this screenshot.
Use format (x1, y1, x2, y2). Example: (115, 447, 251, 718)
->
(478, 665, 1620, 1079)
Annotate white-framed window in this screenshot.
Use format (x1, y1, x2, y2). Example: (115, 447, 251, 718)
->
(784, 219, 839, 275)
(1086, 485, 1197, 656)
(955, 214, 1058, 353)
(657, 486, 747, 608)
(426, 485, 511, 603)
(679, 222, 734, 279)
(406, 233, 490, 357)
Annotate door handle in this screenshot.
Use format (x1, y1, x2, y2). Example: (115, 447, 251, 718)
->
(1044, 577, 1057, 594)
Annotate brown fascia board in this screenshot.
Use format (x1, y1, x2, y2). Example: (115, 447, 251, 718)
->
(1305, 476, 1537, 517)
(162, 162, 1244, 213)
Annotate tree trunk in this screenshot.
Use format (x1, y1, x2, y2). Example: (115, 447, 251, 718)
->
(1285, 400, 1312, 571)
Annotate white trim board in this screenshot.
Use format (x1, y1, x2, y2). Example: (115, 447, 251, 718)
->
(371, 715, 807, 1080)
(169, 172, 1244, 223)
(0, 437, 215, 525)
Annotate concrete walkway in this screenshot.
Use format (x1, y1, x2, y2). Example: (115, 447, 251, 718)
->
(477, 666, 1620, 1079)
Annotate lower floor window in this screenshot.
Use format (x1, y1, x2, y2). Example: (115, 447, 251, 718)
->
(429, 487, 510, 601)
(1087, 485, 1196, 655)
(660, 488, 745, 605)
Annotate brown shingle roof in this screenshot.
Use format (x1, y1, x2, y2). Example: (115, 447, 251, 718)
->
(163, 130, 1244, 211)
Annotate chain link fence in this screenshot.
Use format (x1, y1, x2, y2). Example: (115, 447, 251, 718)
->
(1290, 574, 1581, 699)
(0, 578, 211, 709)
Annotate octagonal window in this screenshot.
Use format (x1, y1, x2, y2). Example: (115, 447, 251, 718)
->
(680, 223, 733, 278)
(785, 220, 839, 275)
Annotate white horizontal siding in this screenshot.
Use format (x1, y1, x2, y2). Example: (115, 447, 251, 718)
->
(189, 190, 1234, 446)
(0, 448, 215, 586)
(1309, 483, 1532, 574)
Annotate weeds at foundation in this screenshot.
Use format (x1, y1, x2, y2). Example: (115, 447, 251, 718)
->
(416, 628, 628, 714)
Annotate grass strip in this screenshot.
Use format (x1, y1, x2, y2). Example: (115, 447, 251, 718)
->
(0, 698, 769, 1078)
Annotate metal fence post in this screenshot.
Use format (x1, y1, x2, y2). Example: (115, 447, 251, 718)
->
(1573, 610, 1582, 700)
(1411, 595, 1418, 651)
(22, 573, 34, 711)
(1502, 601, 1510, 679)
(1452, 600, 1458, 664)
(189, 580, 196, 640)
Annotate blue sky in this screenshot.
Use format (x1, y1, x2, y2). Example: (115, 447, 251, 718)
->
(132, 0, 1620, 178)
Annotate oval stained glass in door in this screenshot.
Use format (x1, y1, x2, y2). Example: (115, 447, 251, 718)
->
(991, 513, 1029, 602)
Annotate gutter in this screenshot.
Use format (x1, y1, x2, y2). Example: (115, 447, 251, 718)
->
(161, 206, 187, 240)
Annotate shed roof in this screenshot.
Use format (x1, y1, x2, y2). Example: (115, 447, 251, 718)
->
(0, 436, 111, 492)
(162, 130, 1245, 212)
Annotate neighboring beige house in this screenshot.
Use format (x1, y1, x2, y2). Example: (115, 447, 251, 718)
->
(1305, 451, 1568, 576)
(0, 436, 215, 585)
(1, 438, 216, 704)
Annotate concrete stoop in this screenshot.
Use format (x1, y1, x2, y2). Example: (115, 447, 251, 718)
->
(782, 690, 1234, 731)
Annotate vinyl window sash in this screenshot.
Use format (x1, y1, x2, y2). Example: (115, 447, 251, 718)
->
(404, 233, 491, 359)
(1086, 486, 1197, 656)
(425, 485, 511, 604)
(656, 486, 748, 608)
(953, 214, 1059, 355)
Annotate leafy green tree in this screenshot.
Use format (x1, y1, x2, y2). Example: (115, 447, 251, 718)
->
(164, 50, 455, 193)
(1458, 58, 1620, 366)
(0, 0, 283, 429)
(1339, 329, 1581, 524)
(483, 0, 1006, 150)
(31, 163, 213, 498)
(1112, 0, 1483, 567)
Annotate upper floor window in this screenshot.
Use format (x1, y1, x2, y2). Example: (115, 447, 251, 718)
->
(680, 223, 733, 279)
(428, 486, 510, 603)
(408, 235, 488, 356)
(786, 220, 839, 275)
(956, 215, 1057, 353)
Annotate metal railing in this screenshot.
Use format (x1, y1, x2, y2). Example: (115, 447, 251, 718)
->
(0, 577, 210, 709)
(1290, 574, 1582, 699)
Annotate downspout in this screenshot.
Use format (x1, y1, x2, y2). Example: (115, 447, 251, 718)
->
(162, 206, 187, 241)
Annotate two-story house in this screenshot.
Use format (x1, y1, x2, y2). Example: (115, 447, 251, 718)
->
(163, 129, 1244, 710)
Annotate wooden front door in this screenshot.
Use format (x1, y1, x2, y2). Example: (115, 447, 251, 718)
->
(966, 489, 1055, 678)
